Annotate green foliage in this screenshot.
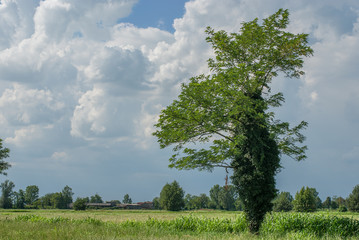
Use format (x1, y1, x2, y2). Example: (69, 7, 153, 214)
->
(273, 192, 293, 212)
(153, 9, 312, 233)
(262, 212, 359, 238)
(0, 180, 15, 208)
(331, 201, 339, 210)
(90, 193, 103, 203)
(25, 185, 39, 205)
(234, 198, 244, 211)
(208, 184, 238, 210)
(184, 193, 210, 210)
(37, 193, 54, 209)
(123, 194, 132, 204)
(9, 211, 359, 239)
(32, 186, 74, 209)
(333, 196, 346, 208)
(160, 181, 185, 211)
(13, 189, 26, 209)
(73, 197, 87, 211)
(197, 193, 210, 209)
(347, 184, 359, 212)
(338, 206, 348, 212)
(0, 138, 11, 175)
(293, 187, 317, 212)
(218, 185, 237, 211)
(62, 185, 74, 208)
(51, 192, 66, 209)
(209, 184, 221, 209)
(322, 197, 332, 209)
(312, 192, 322, 209)
(152, 197, 161, 210)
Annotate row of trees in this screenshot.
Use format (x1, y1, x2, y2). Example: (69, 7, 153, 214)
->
(72, 193, 132, 211)
(0, 181, 74, 209)
(153, 181, 244, 211)
(153, 181, 359, 213)
(274, 186, 359, 213)
(0, 180, 133, 209)
(1, 135, 136, 210)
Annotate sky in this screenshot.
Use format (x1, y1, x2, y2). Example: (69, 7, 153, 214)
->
(0, 0, 358, 203)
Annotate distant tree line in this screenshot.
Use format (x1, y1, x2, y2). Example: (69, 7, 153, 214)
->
(0, 179, 134, 210)
(269, 185, 359, 213)
(0, 182, 74, 209)
(1, 178, 359, 213)
(152, 181, 359, 213)
(1, 134, 358, 214)
(73, 193, 132, 211)
(153, 181, 244, 211)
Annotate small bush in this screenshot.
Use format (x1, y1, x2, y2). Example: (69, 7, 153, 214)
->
(338, 206, 348, 212)
(73, 197, 87, 211)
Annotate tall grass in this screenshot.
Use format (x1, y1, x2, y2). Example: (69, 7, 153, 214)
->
(12, 212, 359, 238)
(261, 212, 359, 237)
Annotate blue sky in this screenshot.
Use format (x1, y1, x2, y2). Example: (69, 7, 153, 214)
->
(121, 0, 187, 32)
(0, 0, 359, 203)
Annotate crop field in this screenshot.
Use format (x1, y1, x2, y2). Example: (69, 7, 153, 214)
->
(1, 209, 359, 239)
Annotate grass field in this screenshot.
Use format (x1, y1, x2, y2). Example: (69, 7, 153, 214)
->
(1, 209, 359, 239)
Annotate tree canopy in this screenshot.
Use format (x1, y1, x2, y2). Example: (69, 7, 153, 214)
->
(153, 9, 312, 232)
(0, 180, 15, 209)
(293, 186, 317, 212)
(123, 194, 132, 204)
(347, 184, 359, 212)
(90, 194, 103, 203)
(273, 192, 293, 212)
(159, 180, 185, 211)
(25, 185, 39, 205)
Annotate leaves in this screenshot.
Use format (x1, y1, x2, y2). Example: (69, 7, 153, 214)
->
(153, 9, 313, 233)
(153, 9, 312, 171)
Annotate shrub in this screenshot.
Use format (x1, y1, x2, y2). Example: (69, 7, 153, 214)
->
(338, 206, 348, 212)
(73, 197, 87, 211)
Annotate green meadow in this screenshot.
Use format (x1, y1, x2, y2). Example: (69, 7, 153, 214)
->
(1, 209, 359, 239)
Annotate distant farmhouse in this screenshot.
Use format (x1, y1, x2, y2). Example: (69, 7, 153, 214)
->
(73, 201, 154, 209)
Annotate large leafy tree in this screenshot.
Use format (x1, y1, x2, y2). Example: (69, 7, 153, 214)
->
(62, 185, 74, 208)
(218, 185, 237, 211)
(13, 189, 26, 209)
(184, 193, 210, 210)
(209, 184, 237, 210)
(0, 139, 11, 175)
(123, 194, 132, 204)
(293, 186, 317, 212)
(272, 192, 293, 212)
(153, 9, 312, 232)
(25, 185, 39, 205)
(51, 192, 66, 209)
(159, 180, 185, 211)
(209, 184, 221, 209)
(90, 193, 103, 203)
(0, 180, 15, 209)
